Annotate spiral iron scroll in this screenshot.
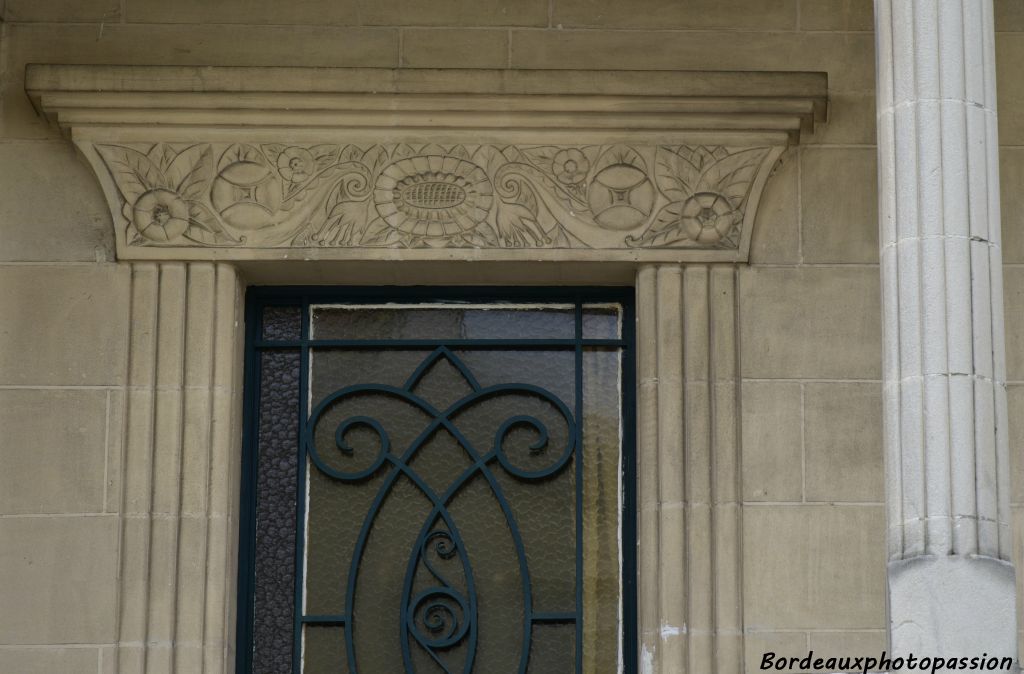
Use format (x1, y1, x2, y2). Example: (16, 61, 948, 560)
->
(304, 347, 577, 674)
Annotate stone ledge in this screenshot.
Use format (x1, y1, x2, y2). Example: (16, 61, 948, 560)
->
(25, 65, 827, 134)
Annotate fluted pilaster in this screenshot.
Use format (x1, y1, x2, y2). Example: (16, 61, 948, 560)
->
(636, 264, 742, 674)
(117, 263, 244, 674)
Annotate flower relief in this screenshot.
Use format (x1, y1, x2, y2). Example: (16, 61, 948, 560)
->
(276, 146, 316, 183)
(552, 148, 589, 185)
(260, 144, 345, 203)
(96, 141, 771, 251)
(625, 145, 770, 248)
(679, 192, 738, 244)
(132, 189, 189, 242)
(97, 142, 236, 246)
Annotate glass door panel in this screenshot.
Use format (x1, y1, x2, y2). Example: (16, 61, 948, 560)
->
(239, 289, 635, 674)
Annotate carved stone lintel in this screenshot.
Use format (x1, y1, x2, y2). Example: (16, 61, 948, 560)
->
(27, 65, 826, 262)
(81, 141, 781, 260)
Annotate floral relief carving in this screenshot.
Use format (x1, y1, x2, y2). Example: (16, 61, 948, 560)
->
(94, 142, 773, 251)
(626, 146, 770, 248)
(97, 143, 236, 245)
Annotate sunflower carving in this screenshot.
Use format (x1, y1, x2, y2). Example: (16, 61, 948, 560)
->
(373, 156, 494, 239)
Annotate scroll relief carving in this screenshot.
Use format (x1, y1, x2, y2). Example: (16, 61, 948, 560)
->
(94, 142, 774, 251)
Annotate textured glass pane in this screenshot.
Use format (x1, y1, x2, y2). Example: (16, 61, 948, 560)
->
(582, 348, 623, 672)
(452, 357, 577, 616)
(303, 625, 347, 673)
(262, 305, 302, 341)
(310, 349, 433, 401)
(530, 623, 576, 673)
(461, 307, 574, 339)
(455, 349, 576, 409)
(582, 303, 622, 339)
(351, 475, 434, 672)
(305, 349, 434, 616)
(445, 474, 526, 671)
(311, 305, 576, 340)
(253, 349, 300, 674)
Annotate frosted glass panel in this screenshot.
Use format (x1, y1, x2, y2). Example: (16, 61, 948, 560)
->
(582, 303, 622, 339)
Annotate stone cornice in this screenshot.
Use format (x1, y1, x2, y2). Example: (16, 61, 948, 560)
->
(27, 65, 827, 263)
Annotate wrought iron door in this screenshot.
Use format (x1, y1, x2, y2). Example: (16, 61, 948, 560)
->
(238, 288, 636, 674)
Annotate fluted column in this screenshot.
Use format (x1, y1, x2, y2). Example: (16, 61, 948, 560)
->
(874, 0, 1017, 661)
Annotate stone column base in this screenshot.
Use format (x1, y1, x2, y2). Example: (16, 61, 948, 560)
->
(888, 555, 1018, 670)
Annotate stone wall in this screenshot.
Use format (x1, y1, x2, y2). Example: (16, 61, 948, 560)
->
(1, 1, 1023, 672)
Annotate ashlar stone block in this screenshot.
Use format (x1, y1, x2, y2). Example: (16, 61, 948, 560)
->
(799, 0, 874, 31)
(999, 148, 1024, 264)
(126, 0, 359, 25)
(743, 504, 886, 630)
(0, 265, 129, 386)
(510, 31, 873, 92)
(3, 0, 119, 21)
(0, 516, 118, 644)
(1003, 267, 1024, 381)
(743, 631, 807, 674)
(996, 0, 1024, 31)
(0, 648, 99, 674)
(551, 0, 798, 30)
(0, 140, 113, 262)
(801, 147, 879, 264)
(1007, 384, 1024, 505)
(739, 267, 882, 379)
(997, 33, 1024, 146)
(402, 29, 509, 68)
(741, 381, 803, 502)
(362, 0, 547, 26)
(804, 382, 883, 503)
(0, 389, 109, 514)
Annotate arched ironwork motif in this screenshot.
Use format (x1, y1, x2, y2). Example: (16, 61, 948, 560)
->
(238, 288, 637, 674)
(303, 347, 577, 674)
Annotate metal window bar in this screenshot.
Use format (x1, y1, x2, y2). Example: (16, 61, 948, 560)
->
(237, 287, 637, 674)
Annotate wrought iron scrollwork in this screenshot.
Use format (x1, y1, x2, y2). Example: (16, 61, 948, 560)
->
(303, 347, 577, 673)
